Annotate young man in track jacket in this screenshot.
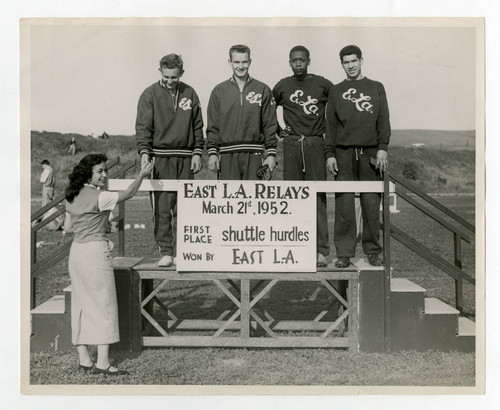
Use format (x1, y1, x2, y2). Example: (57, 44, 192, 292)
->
(207, 44, 278, 180)
(136, 53, 205, 267)
(272, 45, 333, 267)
(325, 45, 390, 268)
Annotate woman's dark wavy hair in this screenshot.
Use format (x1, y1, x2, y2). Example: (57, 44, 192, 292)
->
(65, 154, 108, 203)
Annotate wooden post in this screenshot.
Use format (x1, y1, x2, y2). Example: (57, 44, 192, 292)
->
(31, 229, 37, 265)
(240, 279, 250, 338)
(118, 201, 125, 257)
(31, 276, 37, 311)
(31, 229, 37, 309)
(454, 233, 464, 313)
(111, 257, 145, 356)
(358, 269, 386, 352)
(348, 278, 360, 352)
(382, 170, 391, 352)
(117, 165, 126, 257)
(106, 157, 126, 257)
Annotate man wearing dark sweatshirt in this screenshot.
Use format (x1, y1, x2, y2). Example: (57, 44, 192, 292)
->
(136, 53, 205, 267)
(325, 45, 390, 268)
(272, 45, 333, 267)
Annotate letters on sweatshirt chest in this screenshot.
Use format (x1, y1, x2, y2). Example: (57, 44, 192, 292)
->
(160, 92, 194, 113)
(178, 98, 193, 110)
(289, 89, 319, 116)
(224, 90, 267, 110)
(246, 91, 263, 106)
(341, 87, 374, 114)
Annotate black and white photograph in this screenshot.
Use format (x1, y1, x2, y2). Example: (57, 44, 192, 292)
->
(4, 1, 498, 408)
(20, 16, 484, 392)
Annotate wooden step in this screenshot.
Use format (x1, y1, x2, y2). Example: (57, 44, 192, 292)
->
(63, 286, 72, 313)
(455, 317, 475, 352)
(425, 298, 460, 315)
(30, 294, 72, 353)
(390, 278, 426, 313)
(391, 278, 426, 293)
(420, 298, 461, 352)
(30, 295, 65, 315)
(388, 281, 475, 353)
(389, 278, 426, 351)
(458, 316, 475, 336)
(113, 256, 145, 269)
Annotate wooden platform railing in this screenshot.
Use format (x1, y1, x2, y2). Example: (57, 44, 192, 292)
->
(131, 265, 362, 351)
(386, 172, 475, 314)
(107, 170, 395, 351)
(30, 157, 136, 310)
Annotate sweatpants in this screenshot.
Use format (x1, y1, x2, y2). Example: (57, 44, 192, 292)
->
(334, 146, 382, 258)
(152, 156, 193, 256)
(219, 152, 263, 180)
(283, 135, 330, 257)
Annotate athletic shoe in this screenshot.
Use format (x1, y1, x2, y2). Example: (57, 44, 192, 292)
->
(317, 253, 328, 267)
(335, 257, 351, 269)
(157, 255, 173, 267)
(367, 253, 383, 266)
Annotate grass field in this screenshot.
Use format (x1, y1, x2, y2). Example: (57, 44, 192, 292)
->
(29, 194, 476, 386)
(30, 348, 474, 386)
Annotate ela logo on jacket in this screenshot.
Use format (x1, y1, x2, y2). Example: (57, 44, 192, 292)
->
(179, 98, 193, 111)
(289, 90, 319, 115)
(342, 88, 373, 113)
(246, 92, 263, 106)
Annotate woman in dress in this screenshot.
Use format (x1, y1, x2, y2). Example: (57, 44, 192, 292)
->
(65, 153, 152, 375)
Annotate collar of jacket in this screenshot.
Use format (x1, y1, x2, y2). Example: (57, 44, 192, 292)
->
(230, 75, 253, 84)
(158, 80, 182, 91)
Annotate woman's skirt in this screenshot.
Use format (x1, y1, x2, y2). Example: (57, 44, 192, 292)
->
(68, 240, 119, 345)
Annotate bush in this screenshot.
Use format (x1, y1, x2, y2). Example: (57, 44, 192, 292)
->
(402, 161, 419, 180)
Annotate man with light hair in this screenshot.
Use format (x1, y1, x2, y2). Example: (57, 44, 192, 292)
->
(136, 53, 205, 267)
(207, 44, 278, 180)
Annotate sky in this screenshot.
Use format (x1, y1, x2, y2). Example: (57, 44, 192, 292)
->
(25, 19, 479, 136)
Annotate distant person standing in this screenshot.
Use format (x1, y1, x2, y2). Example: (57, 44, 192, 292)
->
(207, 44, 278, 180)
(40, 159, 56, 207)
(325, 45, 390, 268)
(136, 53, 205, 267)
(68, 137, 77, 156)
(272, 45, 333, 267)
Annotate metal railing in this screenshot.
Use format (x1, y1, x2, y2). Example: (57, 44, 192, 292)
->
(30, 157, 136, 310)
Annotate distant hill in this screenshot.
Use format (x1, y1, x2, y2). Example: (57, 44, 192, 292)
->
(30, 130, 476, 201)
(391, 130, 475, 150)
